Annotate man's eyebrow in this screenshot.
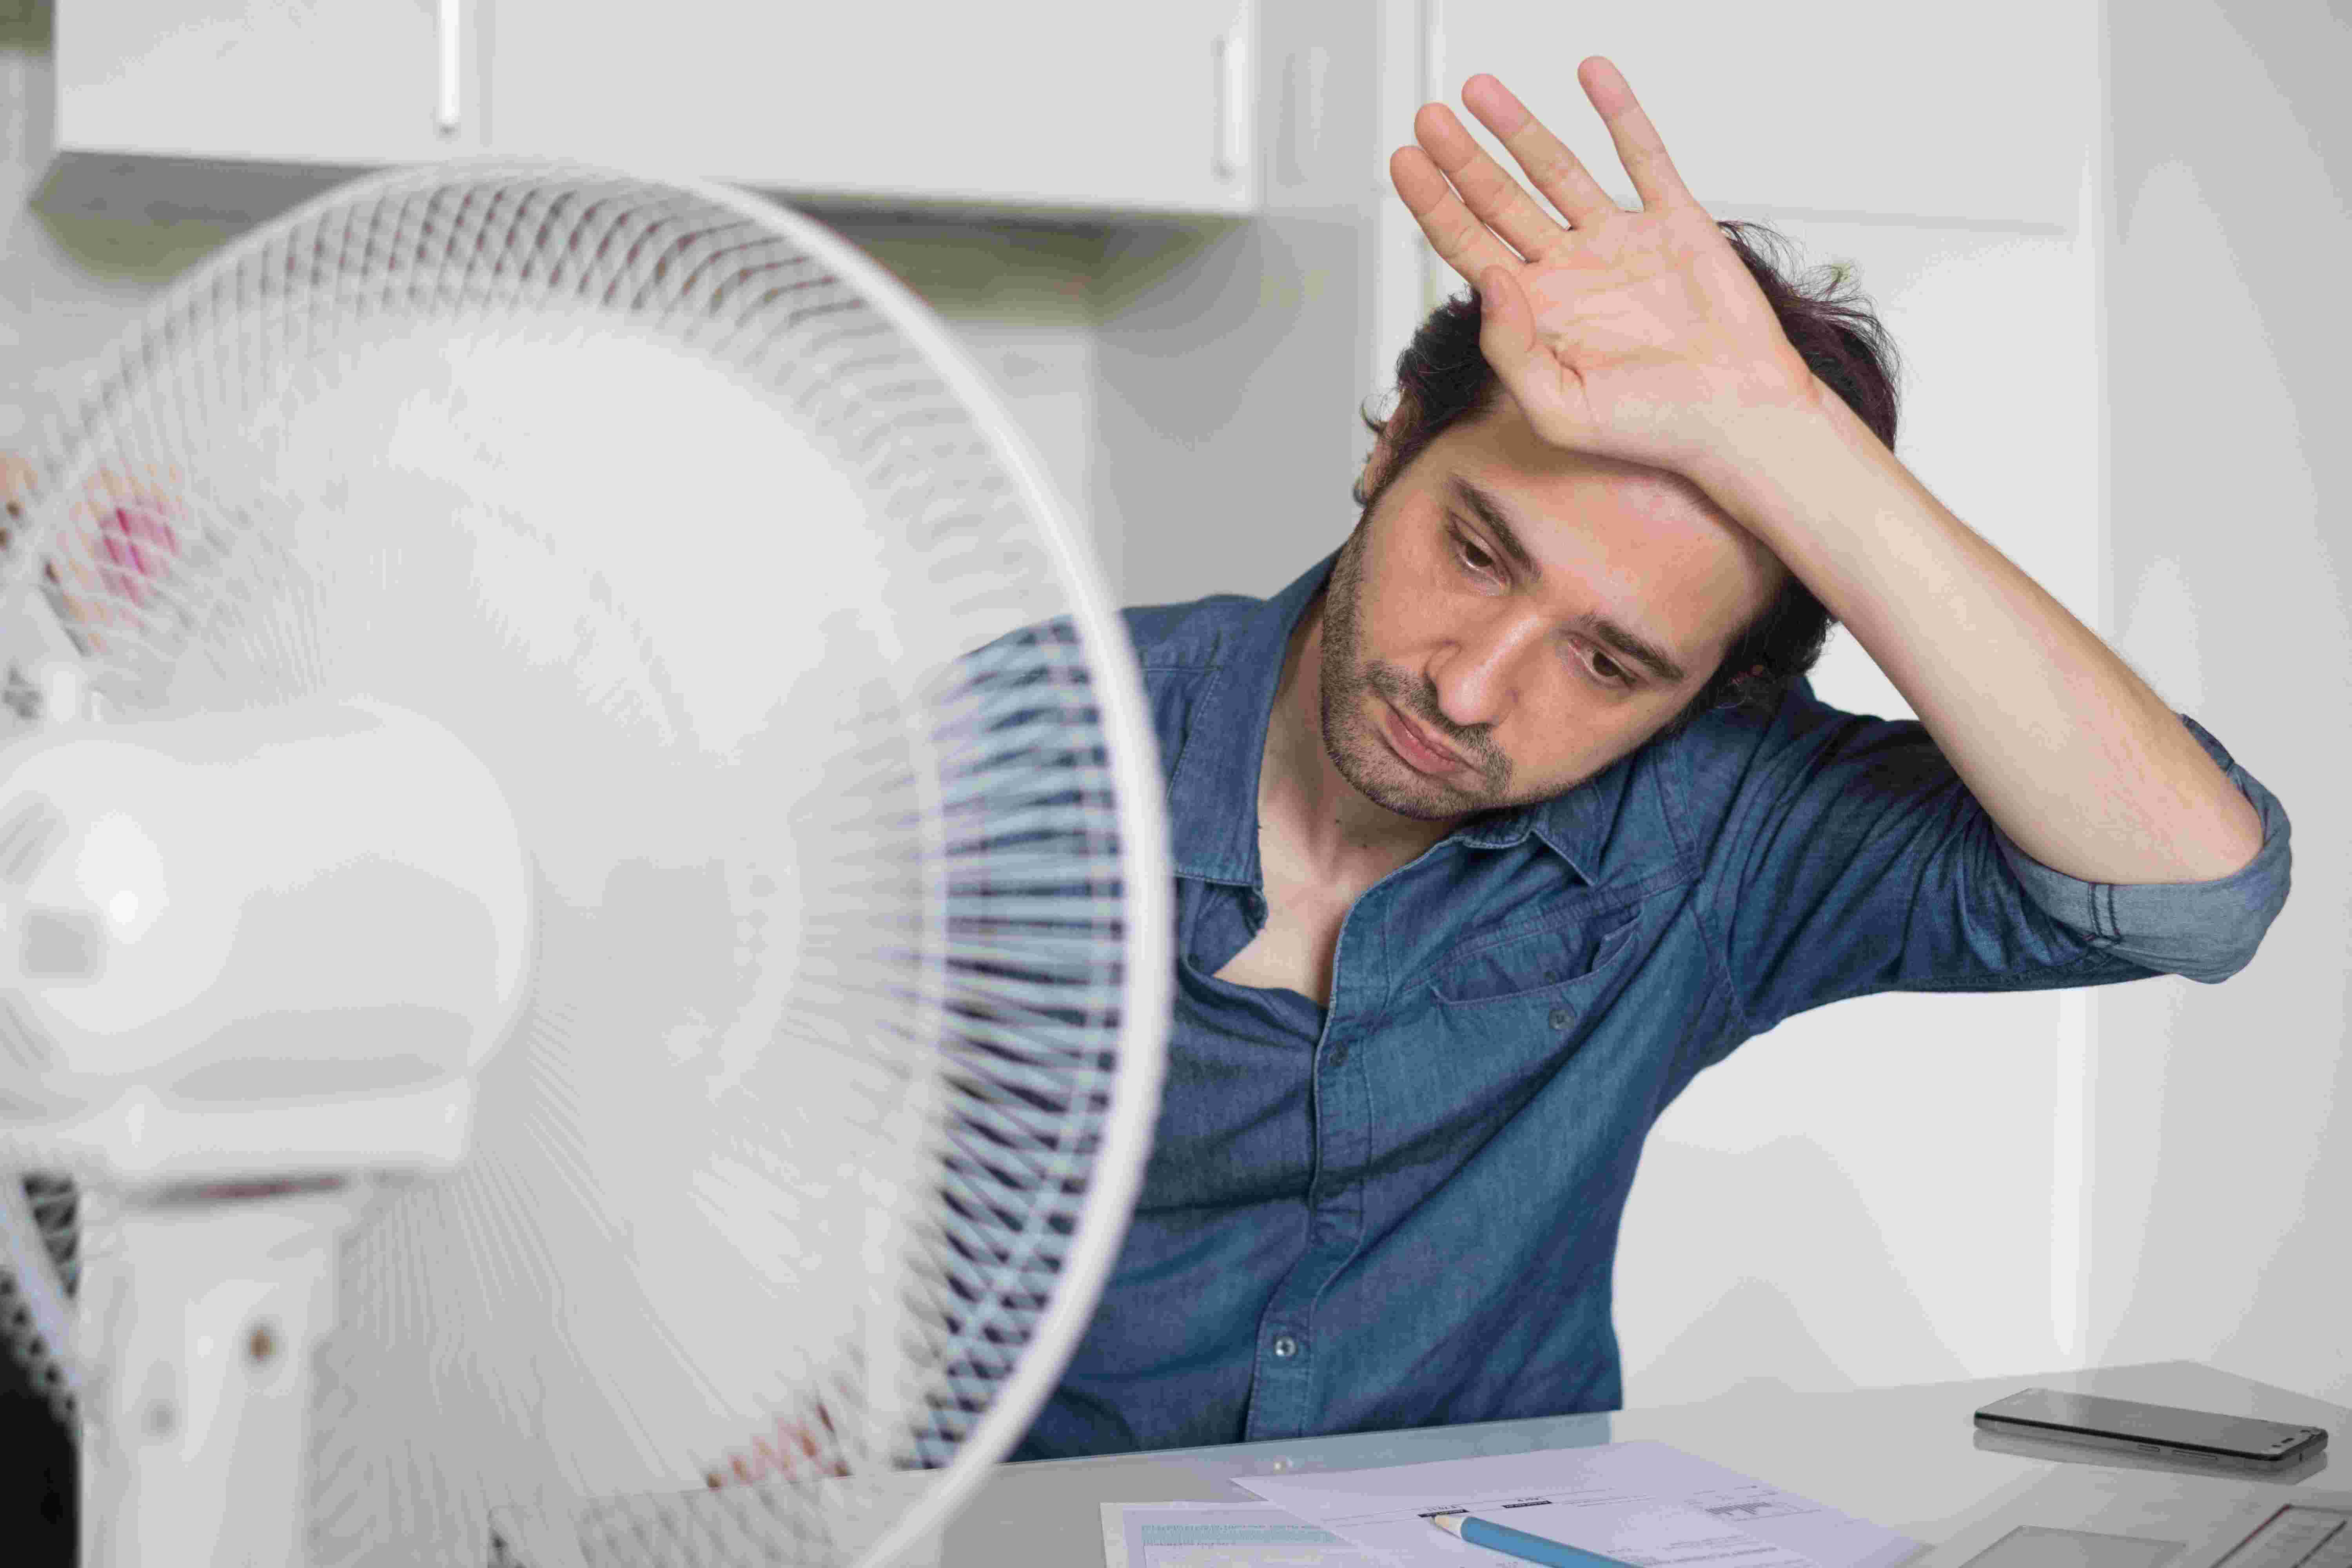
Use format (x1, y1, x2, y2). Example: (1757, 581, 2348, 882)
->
(1445, 475, 1691, 686)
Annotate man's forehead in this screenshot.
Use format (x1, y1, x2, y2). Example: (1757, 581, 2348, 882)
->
(1438, 452, 1776, 661)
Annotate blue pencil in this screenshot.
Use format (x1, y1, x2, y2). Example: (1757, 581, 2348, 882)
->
(1429, 1510, 1644, 1568)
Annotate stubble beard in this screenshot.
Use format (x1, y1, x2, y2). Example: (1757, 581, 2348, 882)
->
(1315, 523, 1512, 821)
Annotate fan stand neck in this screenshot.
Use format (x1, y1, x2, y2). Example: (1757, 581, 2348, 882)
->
(78, 1180, 370, 1568)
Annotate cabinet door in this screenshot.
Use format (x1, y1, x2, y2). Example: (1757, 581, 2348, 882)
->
(484, 1, 1256, 217)
(56, 0, 485, 165)
(1430, 2, 2096, 230)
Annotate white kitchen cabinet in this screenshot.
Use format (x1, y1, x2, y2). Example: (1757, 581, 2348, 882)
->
(55, 0, 486, 167)
(1429, 1, 2097, 231)
(485, 1, 1257, 219)
(47, 1, 1257, 222)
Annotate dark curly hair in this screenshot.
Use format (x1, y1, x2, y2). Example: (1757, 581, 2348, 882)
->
(1352, 220, 1904, 746)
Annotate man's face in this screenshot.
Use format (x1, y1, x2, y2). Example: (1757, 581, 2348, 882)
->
(1319, 392, 1785, 821)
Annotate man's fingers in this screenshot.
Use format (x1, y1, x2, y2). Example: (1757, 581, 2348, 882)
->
(1457, 74, 1621, 230)
(1408, 100, 1568, 262)
(1576, 57, 1695, 212)
(1394, 58, 1692, 287)
(1389, 143, 1524, 289)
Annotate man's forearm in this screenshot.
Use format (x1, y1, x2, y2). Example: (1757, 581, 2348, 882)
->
(1688, 386, 2263, 887)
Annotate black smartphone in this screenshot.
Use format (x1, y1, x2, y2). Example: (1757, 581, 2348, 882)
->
(1974, 1388, 2329, 1466)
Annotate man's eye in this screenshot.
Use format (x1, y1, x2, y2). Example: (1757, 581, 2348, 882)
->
(1586, 650, 1632, 688)
(1450, 529, 1497, 577)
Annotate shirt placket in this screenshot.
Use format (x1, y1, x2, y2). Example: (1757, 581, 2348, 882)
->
(1240, 880, 1383, 1441)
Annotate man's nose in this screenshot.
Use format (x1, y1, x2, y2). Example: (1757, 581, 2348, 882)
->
(1429, 607, 1550, 730)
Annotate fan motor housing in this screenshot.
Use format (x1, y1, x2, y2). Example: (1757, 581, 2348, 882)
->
(0, 696, 533, 1183)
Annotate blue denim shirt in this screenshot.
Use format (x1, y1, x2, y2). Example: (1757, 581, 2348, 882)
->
(1008, 547, 2292, 1461)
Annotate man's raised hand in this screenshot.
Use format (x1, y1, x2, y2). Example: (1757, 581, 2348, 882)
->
(1388, 59, 1824, 483)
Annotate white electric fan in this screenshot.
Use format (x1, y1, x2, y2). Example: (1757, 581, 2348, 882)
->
(0, 158, 1172, 1567)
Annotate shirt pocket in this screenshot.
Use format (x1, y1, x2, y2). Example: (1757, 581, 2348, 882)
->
(1427, 903, 1646, 1010)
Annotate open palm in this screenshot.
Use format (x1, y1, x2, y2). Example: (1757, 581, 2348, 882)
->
(1391, 60, 1820, 479)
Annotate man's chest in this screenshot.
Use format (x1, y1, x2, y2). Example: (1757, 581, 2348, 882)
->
(1208, 869, 1359, 1007)
(1188, 833, 1694, 1033)
(1154, 865, 1716, 1226)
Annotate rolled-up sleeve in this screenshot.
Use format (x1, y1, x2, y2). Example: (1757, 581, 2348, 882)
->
(1708, 684, 2293, 1035)
(1987, 713, 2290, 986)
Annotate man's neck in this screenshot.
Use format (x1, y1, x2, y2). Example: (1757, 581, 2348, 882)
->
(1260, 599, 1461, 884)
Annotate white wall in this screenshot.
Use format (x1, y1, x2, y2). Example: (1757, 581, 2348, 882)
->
(2087, 0, 2349, 1408)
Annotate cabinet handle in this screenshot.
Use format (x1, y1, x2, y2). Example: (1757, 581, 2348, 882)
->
(1211, 24, 1248, 180)
(436, 0, 463, 136)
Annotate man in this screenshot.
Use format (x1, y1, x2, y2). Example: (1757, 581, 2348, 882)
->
(1007, 58, 2291, 1460)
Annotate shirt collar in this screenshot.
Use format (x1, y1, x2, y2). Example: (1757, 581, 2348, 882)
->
(1163, 549, 1635, 890)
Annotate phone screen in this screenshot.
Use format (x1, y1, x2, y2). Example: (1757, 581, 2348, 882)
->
(1978, 1390, 2316, 1459)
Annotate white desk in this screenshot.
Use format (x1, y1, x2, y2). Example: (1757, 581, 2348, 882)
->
(922, 1360, 2348, 1566)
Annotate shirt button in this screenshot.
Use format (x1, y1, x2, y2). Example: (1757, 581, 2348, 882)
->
(1271, 1334, 1299, 1359)
(1325, 1042, 1348, 1069)
(1548, 1005, 1573, 1031)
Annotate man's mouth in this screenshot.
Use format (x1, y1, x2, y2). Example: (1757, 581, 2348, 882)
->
(1381, 701, 1468, 778)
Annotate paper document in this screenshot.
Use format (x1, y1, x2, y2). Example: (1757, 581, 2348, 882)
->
(1235, 1440, 1924, 1568)
(1103, 1500, 1391, 1568)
